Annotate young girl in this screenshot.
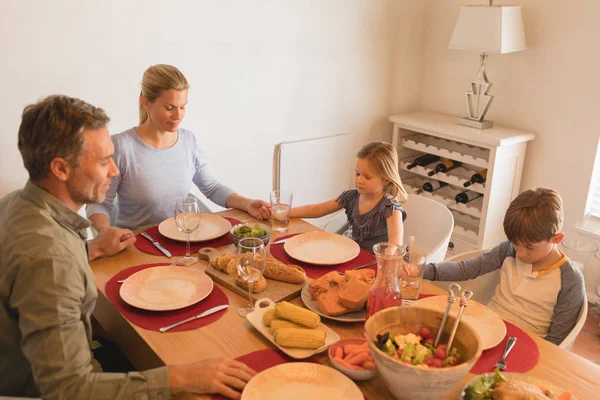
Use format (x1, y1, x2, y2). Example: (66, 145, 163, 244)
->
(287, 142, 408, 253)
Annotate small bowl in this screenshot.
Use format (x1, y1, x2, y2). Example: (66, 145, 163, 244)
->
(328, 338, 377, 381)
(229, 223, 272, 247)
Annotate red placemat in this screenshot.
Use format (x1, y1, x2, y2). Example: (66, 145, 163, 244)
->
(270, 233, 376, 279)
(470, 320, 539, 374)
(134, 217, 241, 256)
(211, 349, 367, 400)
(105, 263, 229, 332)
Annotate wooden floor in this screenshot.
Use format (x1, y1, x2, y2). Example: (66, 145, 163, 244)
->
(571, 302, 600, 366)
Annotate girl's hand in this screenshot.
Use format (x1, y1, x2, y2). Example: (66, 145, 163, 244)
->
(247, 199, 271, 220)
(398, 261, 420, 278)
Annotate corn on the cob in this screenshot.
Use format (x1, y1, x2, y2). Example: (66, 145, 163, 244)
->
(273, 328, 326, 349)
(275, 301, 320, 328)
(263, 309, 277, 326)
(269, 319, 304, 334)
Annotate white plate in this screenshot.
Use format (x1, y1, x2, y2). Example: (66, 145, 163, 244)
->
(458, 372, 575, 400)
(246, 298, 340, 359)
(242, 362, 363, 400)
(119, 266, 214, 311)
(283, 231, 360, 265)
(413, 295, 506, 350)
(300, 284, 365, 322)
(158, 214, 231, 242)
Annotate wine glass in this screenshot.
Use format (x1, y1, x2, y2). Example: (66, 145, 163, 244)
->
(174, 196, 201, 265)
(236, 237, 266, 317)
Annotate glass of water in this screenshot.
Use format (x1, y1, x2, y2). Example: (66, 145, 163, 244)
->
(269, 190, 293, 232)
(399, 249, 427, 305)
(236, 237, 266, 317)
(174, 196, 201, 265)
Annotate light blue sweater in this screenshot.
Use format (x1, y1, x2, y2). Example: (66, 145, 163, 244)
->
(86, 128, 235, 230)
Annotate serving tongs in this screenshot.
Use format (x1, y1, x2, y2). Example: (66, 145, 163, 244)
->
(434, 283, 461, 347)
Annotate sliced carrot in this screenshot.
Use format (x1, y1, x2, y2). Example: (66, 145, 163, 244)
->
(334, 357, 361, 370)
(346, 352, 371, 366)
(334, 346, 344, 359)
(361, 361, 376, 370)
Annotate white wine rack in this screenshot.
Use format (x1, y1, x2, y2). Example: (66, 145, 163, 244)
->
(390, 112, 535, 257)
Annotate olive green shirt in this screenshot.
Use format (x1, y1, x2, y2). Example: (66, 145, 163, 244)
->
(0, 181, 171, 399)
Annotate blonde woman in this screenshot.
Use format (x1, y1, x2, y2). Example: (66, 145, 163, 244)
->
(286, 142, 407, 252)
(87, 64, 270, 231)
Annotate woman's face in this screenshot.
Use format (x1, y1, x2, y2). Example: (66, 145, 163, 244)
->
(143, 89, 188, 133)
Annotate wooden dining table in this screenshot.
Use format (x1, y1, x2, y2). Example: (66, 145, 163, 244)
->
(90, 209, 600, 400)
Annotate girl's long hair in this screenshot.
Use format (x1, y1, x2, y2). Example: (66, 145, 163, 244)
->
(357, 142, 408, 203)
(139, 64, 189, 124)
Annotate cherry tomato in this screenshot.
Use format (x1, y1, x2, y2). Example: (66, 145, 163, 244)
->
(419, 327, 431, 339)
(434, 348, 447, 360)
(451, 355, 459, 364)
(423, 338, 434, 346)
(423, 357, 434, 366)
(432, 358, 443, 368)
(437, 344, 447, 351)
(397, 348, 403, 358)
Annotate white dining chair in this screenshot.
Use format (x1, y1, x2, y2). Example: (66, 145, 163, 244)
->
(560, 294, 588, 350)
(323, 194, 454, 263)
(429, 249, 500, 305)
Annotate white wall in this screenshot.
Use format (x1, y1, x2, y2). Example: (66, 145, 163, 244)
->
(0, 0, 427, 204)
(415, 0, 600, 237)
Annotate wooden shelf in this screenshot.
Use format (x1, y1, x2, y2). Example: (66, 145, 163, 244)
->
(400, 134, 489, 169)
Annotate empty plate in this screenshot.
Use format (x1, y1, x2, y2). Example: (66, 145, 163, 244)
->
(119, 266, 214, 311)
(158, 214, 231, 242)
(283, 231, 360, 265)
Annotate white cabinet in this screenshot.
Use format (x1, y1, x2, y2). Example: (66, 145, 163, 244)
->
(389, 112, 535, 256)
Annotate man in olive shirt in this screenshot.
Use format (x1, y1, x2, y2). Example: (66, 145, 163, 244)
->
(0, 95, 255, 399)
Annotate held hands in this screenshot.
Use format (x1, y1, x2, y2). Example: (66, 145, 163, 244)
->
(87, 227, 136, 262)
(246, 199, 271, 220)
(168, 358, 257, 399)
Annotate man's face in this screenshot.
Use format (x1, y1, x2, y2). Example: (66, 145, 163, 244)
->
(66, 127, 118, 206)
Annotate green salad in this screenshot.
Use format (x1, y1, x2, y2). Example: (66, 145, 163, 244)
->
(233, 225, 268, 238)
(463, 369, 507, 400)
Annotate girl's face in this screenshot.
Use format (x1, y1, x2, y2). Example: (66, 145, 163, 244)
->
(355, 157, 387, 196)
(142, 89, 188, 133)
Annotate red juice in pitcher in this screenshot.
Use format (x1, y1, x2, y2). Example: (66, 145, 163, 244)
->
(365, 242, 404, 320)
(366, 287, 402, 319)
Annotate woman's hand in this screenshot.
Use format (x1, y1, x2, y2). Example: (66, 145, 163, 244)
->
(246, 199, 271, 220)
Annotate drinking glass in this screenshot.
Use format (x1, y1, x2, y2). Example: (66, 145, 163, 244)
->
(399, 249, 426, 305)
(236, 237, 266, 317)
(174, 196, 201, 266)
(269, 190, 293, 232)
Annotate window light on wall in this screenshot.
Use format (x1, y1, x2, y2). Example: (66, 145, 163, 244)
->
(585, 138, 600, 220)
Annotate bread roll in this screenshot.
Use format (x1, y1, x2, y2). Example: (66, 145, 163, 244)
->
(236, 273, 267, 293)
(264, 259, 307, 284)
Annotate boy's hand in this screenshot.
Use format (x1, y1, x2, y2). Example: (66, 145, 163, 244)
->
(398, 261, 421, 278)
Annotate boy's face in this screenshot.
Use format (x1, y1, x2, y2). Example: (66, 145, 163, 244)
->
(513, 233, 564, 264)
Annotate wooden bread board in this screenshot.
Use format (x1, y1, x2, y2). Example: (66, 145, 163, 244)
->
(197, 246, 305, 303)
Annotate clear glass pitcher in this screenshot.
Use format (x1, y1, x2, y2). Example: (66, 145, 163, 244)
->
(366, 243, 405, 319)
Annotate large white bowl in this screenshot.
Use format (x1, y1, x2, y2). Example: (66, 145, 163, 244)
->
(364, 306, 482, 400)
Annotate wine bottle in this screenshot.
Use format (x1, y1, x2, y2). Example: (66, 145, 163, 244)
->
(428, 160, 463, 176)
(422, 180, 448, 192)
(455, 190, 483, 204)
(463, 170, 488, 187)
(406, 154, 441, 170)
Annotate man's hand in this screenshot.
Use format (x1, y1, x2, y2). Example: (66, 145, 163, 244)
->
(88, 227, 136, 262)
(168, 358, 256, 399)
(246, 199, 271, 220)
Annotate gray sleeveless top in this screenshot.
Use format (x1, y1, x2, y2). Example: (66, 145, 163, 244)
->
(336, 190, 407, 253)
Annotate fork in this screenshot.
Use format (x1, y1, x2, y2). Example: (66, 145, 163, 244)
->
(494, 336, 517, 370)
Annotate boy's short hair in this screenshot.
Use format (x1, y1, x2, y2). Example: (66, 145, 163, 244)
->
(503, 187, 564, 245)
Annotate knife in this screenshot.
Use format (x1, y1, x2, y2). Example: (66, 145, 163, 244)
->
(140, 231, 172, 258)
(351, 260, 377, 270)
(271, 237, 291, 245)
(159, 304, 229, 332)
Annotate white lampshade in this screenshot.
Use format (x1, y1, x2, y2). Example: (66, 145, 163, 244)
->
(449, 5, 527, 54)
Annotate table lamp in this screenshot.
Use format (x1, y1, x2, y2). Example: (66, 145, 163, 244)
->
(449, 1, 527, 129)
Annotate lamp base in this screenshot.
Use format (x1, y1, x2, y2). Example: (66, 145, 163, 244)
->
(458, 117, 494, 129)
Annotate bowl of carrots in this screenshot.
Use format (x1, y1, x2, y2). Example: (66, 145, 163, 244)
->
(328, 338, 377, 381)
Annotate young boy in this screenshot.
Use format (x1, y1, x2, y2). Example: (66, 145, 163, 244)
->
(422, 188, 585, 346)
